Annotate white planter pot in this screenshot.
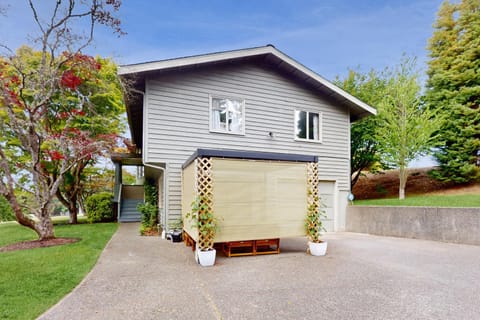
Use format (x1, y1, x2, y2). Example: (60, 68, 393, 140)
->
(197, 248, 216, 266)
(309, 241, 328, 256)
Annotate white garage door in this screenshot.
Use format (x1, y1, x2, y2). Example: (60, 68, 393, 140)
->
(318, 181, 336, 232)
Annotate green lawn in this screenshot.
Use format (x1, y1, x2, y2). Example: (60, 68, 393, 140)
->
(51, 215, 88, 224)
(0, 222, 118, 320)
(353, 194, 480, 207)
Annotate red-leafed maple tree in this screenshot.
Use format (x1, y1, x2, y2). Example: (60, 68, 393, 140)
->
(51, 53, 124, 224)
(0, 0, 123, 240)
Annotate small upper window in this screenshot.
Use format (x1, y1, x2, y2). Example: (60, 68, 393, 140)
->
(294, 110, 321, 141)
(210, 96, 245, 134)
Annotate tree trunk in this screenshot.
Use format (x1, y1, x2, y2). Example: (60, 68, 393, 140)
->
(35, 210, 55, 240)
(351, 169, 363, 188)
(68, 202, 78, 224)
(15, 205, 55, 240)
(10, 194, 37, 230)
(398, 165, 408, 200)
(2, 184, 51, 239)
(56, 188, 79, 224)
(1, 150, 54, 240)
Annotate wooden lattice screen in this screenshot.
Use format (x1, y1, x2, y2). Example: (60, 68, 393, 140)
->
(306, 162, 320, 235)
(195, 157, 214, 249)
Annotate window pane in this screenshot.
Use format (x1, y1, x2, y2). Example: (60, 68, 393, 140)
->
(226, 99, 243, 133)
(295, 110, 307, 139)
(211, 108, 226, 130)
(211, 97, 244, 134)
(211, 98, 226, 131)
(308, 112, 319, 140)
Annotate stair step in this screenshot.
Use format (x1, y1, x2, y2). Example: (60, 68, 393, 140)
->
(119, 199, 143, 222)
(121, 211, 140, 215)
(119, 217, 141, 222)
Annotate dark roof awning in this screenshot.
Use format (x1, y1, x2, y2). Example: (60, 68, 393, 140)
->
(183, 148, 318, 169)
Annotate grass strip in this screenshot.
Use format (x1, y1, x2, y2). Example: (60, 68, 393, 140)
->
(0, 222, 118, 320)
(353, 194, 480, 207)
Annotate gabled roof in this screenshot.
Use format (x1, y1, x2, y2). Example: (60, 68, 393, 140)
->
(119, 45, 376, 148)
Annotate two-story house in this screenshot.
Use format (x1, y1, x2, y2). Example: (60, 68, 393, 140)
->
(113, 45, 375, 235)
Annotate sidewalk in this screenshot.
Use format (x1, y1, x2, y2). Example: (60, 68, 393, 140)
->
(39, 223, 480, 320)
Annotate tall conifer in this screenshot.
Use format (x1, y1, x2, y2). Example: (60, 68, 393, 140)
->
(425, 0, 480, 183)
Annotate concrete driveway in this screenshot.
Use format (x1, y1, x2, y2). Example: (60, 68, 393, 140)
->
(39, 223, 480, 320)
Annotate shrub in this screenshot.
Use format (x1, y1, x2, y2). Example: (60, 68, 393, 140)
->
(0, 195, 15, 222)
(137, 179, 158, 234)
(137, 202, 157, 228)
(85, 192, 114, 223)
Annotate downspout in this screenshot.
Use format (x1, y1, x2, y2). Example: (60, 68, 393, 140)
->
(144, 163, 168, 238)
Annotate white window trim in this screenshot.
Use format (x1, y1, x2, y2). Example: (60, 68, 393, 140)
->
(209, 95, 246, 135)
(293, 109, 323, 143)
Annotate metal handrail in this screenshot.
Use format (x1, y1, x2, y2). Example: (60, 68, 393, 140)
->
(116, 184, 122, 221)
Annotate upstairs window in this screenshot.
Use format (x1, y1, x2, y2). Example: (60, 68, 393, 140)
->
(210, 96, 245, 134)
(294, 110, 322, 142)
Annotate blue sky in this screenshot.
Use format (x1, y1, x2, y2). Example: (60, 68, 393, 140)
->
(2, 0, 443, 81)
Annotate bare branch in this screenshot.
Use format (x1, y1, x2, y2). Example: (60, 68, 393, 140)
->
(28, 0, 45, 35)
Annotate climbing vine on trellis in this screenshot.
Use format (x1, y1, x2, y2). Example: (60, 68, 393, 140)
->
(305, 162, 325, 243)
(193, 158, 218, 250)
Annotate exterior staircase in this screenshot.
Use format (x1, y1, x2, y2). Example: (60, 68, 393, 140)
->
(119, 199, 143, 222)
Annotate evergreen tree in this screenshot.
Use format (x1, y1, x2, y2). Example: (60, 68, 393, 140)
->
(425, 0, 480, 183)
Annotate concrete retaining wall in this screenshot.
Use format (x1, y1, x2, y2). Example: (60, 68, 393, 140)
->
(346, 206, 480, 245)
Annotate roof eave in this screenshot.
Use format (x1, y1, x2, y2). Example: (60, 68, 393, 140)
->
(118, 45, 376, 118)
(267, 49, 376, 116)
(118, 45, 274, 75)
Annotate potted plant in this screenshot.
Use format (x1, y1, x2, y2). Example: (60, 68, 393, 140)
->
(168, 219, 183, 242)
(305, 189, 327, 256)
(186, 196, 220, 266)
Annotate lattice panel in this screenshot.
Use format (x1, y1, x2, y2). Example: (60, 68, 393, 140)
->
(306, 162, 320, 240)
(306, 162, 319, 202)
(196, 157, 213, 199)
(195, 157, 215, 249)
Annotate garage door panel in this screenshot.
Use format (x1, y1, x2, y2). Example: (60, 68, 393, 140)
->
(319, 181, 336, 232)
(319, 194, 334, 207)
(323, 207, 335, 220)
(322, 220, 335, 233)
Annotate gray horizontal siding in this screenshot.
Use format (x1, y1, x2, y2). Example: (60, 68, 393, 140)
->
(144, 63, 351, 222)
(318, 158, 350, 192)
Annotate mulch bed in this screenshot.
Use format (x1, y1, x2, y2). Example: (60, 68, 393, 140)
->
(0, 237, 80, 253)
(141, 230, 159, 236)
